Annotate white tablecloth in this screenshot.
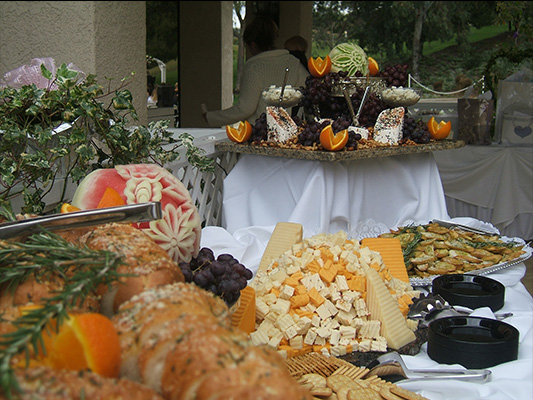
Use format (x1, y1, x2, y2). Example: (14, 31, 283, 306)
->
(199, 221, 533, 400)
(434, 145, 533, 240)
(222, 153, 450, 236)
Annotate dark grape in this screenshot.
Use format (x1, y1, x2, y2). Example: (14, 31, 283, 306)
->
(178, 247, 254, 308)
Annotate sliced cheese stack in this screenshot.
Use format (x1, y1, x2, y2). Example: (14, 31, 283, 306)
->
(231, 286, 256, 334)
(365, 268, 416, 349)
(361, 237, 409, 283)
(258, 222, 303, 274)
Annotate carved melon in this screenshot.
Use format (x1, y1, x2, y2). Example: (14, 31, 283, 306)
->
(72, 164, 201, 263)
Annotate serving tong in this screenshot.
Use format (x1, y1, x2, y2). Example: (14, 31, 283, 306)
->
(366, 351, 491, 383)
(407, 293, 512, 327)
(0, 202, 162, 240)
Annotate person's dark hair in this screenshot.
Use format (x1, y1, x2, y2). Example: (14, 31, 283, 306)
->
(243, 15, 279, 52)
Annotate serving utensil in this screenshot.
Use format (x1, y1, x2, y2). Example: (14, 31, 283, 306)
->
(366, 352, 491, 382)
(0, 202, 162, 240)
(277, 68, 290, 108)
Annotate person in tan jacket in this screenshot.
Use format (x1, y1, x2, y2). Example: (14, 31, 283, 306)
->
(202, 16, 309, 128)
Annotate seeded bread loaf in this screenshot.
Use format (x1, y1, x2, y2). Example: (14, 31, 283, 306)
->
(112, 282, 313, 400)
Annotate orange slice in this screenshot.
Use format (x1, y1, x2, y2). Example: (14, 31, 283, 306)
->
(319, 125, 349, 151)
(428, 116, 452, 140)
(368, 57, 379, 76)
(226, 120, 252, 143)
(60, 203, 81, 213)
(37, 313, 121, 378)
(308, 55, 332, 78)
(97, 187, 126, 209)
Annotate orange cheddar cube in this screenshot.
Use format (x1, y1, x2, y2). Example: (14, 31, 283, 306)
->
(294, 284, 307, 295)
(290, 270, 304, 281)
(348, 276, 366, 292)
(294, 309, 314, 319)
(284, 276, 300, 287)
(306, 259, 321, 274)
(319, 247, 333, 261)
(308, 287, 326, 306)
(290, 293, 310, 308)
(319, 267, 336, 284)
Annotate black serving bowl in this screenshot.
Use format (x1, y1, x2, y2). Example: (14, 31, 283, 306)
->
(428, 316, 519, 368)
(432, 274, 505, 311)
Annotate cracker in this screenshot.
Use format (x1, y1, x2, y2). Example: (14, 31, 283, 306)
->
(379, 386, 404, 400)
(389, 385, 428, 400)
(301, 373, 327, 388)
(310, 386, 333, 398)
(336, 387, 350, 400)
(326, 375, 360, 392)
(347, 387, 382, 400)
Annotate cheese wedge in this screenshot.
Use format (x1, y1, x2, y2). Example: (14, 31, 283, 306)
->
(361, 237, 409, 283)
(365, 267, 415, 350)
(257, 222, 303, 274)
(231, 286, 256, 334)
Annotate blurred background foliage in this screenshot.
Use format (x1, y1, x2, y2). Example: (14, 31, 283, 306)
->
(146, 1, 532, 99)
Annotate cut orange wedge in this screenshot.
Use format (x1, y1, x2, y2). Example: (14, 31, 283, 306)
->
(368, 57, 379, 76)
(428, 116, 452, 140)
(308, 55, 332, 78)
(37, 313, 121, 378)
(97, 187, 126, 209)
(226, 120, 252, 143)
(319, 125, 349, 151)
(60, 203, 81, 213)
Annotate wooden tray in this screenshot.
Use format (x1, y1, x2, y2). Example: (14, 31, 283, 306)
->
(215, 139, 465, 162)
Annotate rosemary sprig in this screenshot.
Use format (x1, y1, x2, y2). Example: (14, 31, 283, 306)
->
(402, 231, 422, 266)
(0, 231, 127, 399)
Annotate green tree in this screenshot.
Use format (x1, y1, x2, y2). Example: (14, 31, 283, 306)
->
(146, 1, 179, 63)
(311, 1, 499, 76)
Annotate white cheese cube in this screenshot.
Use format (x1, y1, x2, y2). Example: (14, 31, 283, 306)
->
(335, 275, 349, 292)
(330, 330, 341, 346)
(283, 325, 298, 340)
(289, 335, 304, 350)
(250, 330, 269, 346)
(276, 314, 295, 331)
(271, 299, 291, 315)
(279, 284, 295, 300)
(256, 299, 270, 320)
(304, 328, 317, 345)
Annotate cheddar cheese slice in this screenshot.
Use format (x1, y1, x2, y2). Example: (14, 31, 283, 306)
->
(257, 222, 303, 274)
(231, 285, 256, 334)
(361, 237, 409, 283)
(365, 268, 415, 350)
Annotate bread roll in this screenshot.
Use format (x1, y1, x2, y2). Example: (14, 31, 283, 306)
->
(71, 223, 186, 316)
(112, 282, 313, 400)
(0, 366, 164, 400)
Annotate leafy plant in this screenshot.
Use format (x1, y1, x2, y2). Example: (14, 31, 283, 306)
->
(0, 62, 214, 216)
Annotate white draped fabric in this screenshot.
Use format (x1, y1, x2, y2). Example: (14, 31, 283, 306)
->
(199, 222, 533, 400)
(434, 145, 533, 239)
(222, 153, 450, 235)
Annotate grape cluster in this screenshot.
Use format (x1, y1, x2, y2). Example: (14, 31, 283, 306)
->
(402, 115, 431, 144)
(302, 72, 387, 127)
(179, 247, 253, 307)
(377, 64, 410, 88)
(251, 112, 268, 142)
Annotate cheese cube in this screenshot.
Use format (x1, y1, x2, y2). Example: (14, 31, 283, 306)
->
(304, 328, 318, 345)
(279, 284, 295, 300)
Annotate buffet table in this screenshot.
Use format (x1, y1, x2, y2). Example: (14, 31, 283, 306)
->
(200, 221, 533, 400)
(221, 151, 452, 235)
(433, 145, 533, 240)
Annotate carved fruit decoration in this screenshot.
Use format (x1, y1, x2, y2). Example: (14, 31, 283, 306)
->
(71, 164, 201, 263)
